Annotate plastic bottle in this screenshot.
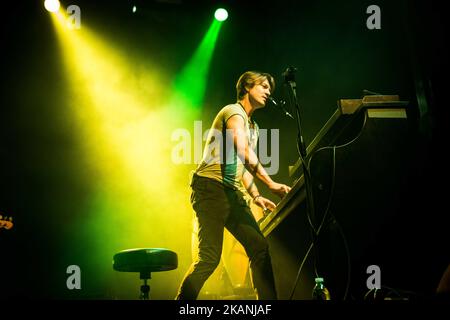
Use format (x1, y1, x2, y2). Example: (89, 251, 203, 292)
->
(312, 277, 331, 300)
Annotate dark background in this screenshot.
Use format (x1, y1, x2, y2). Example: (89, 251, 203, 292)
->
(1, 0, 448, 299)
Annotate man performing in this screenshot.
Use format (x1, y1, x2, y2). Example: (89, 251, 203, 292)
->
(176, 71, 291, 300)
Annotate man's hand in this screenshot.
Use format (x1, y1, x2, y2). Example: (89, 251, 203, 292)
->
(254, 196, 277, 213)
(268, 182, 291, 198)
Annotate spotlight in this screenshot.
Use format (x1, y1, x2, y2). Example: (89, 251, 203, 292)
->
(214, 8, 228, 22)
(44, 0, 60, 13)
(132, 6, 137, 13)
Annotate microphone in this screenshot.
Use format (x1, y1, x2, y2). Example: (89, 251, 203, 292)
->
(363, 89, 382, 96)
(267, 96, 280, 106)
(267, 97, 294, 119)
(282, 66, 297, 83)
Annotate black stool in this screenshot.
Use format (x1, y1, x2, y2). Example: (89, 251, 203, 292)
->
(113, 248, 178, 300)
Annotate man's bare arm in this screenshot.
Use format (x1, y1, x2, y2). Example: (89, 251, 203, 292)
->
(227, 115, 291, 198)
(242, 167, 276, 213)
(227, 115, 274, 187)
(242, 169, 259, 198)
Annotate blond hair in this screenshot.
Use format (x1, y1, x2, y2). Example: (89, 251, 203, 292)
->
(236, 71, 275, 101)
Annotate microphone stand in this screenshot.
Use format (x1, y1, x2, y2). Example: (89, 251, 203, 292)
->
(282, 66, 319, 276)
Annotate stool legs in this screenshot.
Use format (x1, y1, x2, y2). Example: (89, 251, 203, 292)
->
(140, 279, 150, 300)
(140, 271, 151, 300)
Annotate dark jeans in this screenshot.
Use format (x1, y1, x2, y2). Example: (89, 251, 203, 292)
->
(176, 174, 277, 300)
